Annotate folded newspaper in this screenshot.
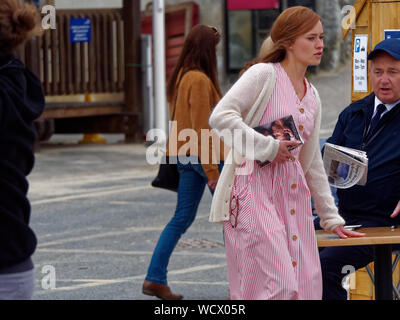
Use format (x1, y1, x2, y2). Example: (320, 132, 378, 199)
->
(323, 143, 368, 189)
(254, 115, 304, 168)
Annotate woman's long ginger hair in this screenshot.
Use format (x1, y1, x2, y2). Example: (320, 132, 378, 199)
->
(241, 6, 321, 76)
(167, 24, 222, 102)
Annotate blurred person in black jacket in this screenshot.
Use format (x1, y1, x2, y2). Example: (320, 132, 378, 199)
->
(0, 0, 44, 299)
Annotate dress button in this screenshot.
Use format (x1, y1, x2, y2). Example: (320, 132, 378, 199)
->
(291, 184, 297, 189)
(299, 125, 304, 130)
(292, 261, 297, 267)
(290, 209, 296, 215)
(292, 235, 298, 241)
(299, 108, 305, 114)
(290, 156, 296, 162)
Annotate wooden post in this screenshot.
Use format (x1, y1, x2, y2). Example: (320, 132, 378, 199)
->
(123, 0, 143, 142)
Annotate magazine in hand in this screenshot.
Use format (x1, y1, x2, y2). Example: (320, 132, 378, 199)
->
(254, 115, 304, 168)
(323, 142, 368, 189)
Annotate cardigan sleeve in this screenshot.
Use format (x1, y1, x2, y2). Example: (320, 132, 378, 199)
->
(305, 143, 346, 231)
(304, 90, 345, 231)
(209, 64, 279, 164)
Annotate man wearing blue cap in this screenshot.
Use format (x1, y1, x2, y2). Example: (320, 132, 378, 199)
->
(314, 38, 400, 300)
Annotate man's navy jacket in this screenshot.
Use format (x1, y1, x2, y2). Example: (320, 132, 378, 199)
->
(326, 93, 400, 225)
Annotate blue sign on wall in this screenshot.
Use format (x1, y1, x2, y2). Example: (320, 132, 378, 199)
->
(70, 18, 92, 43)
(385, 30, 400, 40)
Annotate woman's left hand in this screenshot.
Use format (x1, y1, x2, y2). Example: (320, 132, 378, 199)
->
(208, 180, 218, 190)
(332, 225, 366, 239)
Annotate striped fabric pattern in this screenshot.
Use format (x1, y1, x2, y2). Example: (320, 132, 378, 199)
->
(224, 63, 323, 300)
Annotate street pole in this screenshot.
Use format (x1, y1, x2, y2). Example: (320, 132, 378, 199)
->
(153, 0, 168, 146)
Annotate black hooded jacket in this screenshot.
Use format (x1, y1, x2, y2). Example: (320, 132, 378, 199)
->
(0, 54, 45, 271)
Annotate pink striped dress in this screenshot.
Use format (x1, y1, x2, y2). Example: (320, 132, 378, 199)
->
(224, 63, 322, 300)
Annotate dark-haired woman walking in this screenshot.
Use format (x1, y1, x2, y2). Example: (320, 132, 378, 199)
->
(142, 25, 226, 300)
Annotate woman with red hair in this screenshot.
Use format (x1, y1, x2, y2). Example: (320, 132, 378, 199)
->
(209, 6, 364, 300)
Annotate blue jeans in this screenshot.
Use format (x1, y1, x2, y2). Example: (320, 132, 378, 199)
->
(145, 157, 224, 285)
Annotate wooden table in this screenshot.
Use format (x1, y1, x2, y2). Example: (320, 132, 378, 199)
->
(316, 226, 400, 300)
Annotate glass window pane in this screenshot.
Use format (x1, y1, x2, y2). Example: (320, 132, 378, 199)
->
(228, 10, 253, 70)
(255, 9, 279, 53)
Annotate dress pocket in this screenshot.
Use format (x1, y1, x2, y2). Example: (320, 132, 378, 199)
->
(231, 181, 253, 234)
(233, 161, 254, 197)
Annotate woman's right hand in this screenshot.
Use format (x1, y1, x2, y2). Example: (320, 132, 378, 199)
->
(272, 140, 302, 163)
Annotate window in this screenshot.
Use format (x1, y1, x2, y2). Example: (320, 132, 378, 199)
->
(225, 1, 280, 73)
(225, 0, 316, 74)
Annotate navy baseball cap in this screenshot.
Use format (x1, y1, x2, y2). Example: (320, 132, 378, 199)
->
(368, 38, 400, 60)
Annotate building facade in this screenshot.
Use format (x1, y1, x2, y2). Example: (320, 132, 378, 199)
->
(51, 0, 353, 89)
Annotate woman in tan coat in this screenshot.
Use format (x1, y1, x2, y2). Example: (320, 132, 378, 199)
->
(142, 25, 225, 300)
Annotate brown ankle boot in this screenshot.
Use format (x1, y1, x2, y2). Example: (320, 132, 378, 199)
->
(142, 280, 183, 300)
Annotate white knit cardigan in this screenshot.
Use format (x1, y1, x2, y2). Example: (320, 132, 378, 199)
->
(208, 63, 345, 231)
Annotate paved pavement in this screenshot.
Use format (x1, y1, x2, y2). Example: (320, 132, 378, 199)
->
(30, 139, 229, 300)
(28, 62, 352, 300)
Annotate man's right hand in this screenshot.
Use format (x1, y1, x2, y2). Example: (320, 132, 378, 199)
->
(391, 200, 400, 218)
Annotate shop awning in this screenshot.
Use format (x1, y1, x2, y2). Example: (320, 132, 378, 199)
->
(227, 0, 280, 10)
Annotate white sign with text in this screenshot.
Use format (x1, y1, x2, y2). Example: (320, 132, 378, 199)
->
(353, 34, 369, 92)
